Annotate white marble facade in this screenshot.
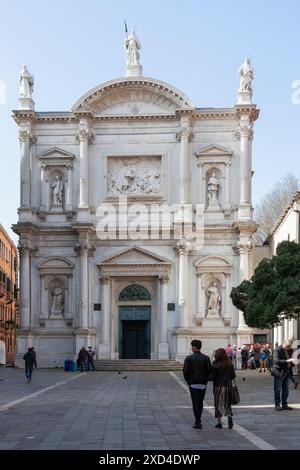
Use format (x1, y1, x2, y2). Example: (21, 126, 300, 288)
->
(14, 50, 262, 366)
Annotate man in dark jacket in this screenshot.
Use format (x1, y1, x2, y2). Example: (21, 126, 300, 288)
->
(23, 347, 37, 383)
(273, 339, 294, 411)
(183, 339, 211, 429)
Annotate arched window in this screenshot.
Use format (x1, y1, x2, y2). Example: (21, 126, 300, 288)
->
(119, 284, 151, 301)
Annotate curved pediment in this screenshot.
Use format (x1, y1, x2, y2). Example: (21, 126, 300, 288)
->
(72, 77, 194, 115)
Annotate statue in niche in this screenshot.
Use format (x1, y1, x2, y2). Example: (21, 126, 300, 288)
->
(50, 285, 64, 316)
(51, 175, 64, 206)
(207, 282, 221, 314)
(19, 65, 34, 99)
(237, 57, 254, 93)
(124, 30, 141, 65)
(207, 172, 220, 207)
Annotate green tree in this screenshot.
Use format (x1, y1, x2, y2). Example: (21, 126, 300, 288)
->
(230, 241, 300, 329)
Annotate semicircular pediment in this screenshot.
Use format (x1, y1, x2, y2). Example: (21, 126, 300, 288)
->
(72, 77, 194, 115)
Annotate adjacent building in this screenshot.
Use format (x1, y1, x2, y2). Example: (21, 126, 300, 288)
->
(13, 34, 267, 366)
(0, 224, 18, 364)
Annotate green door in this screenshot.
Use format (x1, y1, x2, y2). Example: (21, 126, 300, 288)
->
(119, 306, 151, 359)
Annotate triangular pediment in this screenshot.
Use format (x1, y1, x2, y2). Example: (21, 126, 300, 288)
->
(98, 246, 171, 266)
(195, 144, 232, 156)
(38, 147, 75, 160)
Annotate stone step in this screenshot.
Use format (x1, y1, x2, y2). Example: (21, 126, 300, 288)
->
(94, 359, 182, 371)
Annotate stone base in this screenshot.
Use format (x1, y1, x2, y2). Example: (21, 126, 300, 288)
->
(126, 64, 143, 77)
(237, 92, 252, 105)
(158, 342, 169, 359)
(238, 203, 252, 221)
(207, 309, 219, 317)
(19, 97, 35, 110)
(98, 343, 110, 359)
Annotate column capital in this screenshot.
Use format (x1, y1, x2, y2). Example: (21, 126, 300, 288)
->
(19, 130, 37, 144)
(18, 243, 35, 255)
(176, 127, 193, 143)
(235, 124, 253, 140)
(99, 274, 110, 284)
(74, 243, 90, 256)
(159, 274, 169, 284)
(175, 240, 191, 255)
(75, 129, 94, 143)
(236, 241, 253, 255)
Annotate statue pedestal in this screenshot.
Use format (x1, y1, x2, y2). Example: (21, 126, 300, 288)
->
(237, 92, 252, 105)
(19, 97, 35, 110)
(126, 63, 143, 77)
(207, 309, 219, 318)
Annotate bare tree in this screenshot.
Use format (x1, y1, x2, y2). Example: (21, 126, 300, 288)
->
(253, 174, 299, 245)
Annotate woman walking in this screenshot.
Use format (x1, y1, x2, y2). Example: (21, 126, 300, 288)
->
(211, 348, 236, 429)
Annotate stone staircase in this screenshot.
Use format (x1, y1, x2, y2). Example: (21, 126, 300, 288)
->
(94, 359, 182, 371)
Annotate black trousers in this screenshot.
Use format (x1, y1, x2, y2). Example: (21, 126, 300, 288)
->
(189, 387, 206, 424)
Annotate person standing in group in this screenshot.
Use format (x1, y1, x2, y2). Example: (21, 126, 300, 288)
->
(78, 347, 88, 372)
(225, 344, 234, 362)
(183, 340, 212, 430)
(211, 348, 236, 429)
(23, 347, 37, 383)
(287, 345, 298, 389)
(253, 344, 261, 369)
(259, 345, 269, 372)
(87, 346, 96, 371)
(236, 347, 242, 370)
(273, 339, 295, 410)
(241, 346, 249, 370)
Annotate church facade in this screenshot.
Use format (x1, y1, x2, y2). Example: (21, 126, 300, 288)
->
(13, 35, 266, 366)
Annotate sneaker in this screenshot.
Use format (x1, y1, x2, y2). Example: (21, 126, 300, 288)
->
(228, 416, 233, 429)
(215, 422, 222, 429)
(282, 405, 293, 410)
(275, 405, 282, 411)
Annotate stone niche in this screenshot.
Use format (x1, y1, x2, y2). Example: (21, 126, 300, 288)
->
(107, 155, 162, 198)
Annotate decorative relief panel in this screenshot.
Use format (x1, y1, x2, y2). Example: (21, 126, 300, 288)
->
(107, 156, 161, 196)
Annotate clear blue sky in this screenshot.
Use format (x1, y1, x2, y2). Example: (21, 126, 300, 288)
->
(1, 0, 299, 243)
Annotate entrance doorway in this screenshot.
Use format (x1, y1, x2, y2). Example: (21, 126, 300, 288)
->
(118, 284, 152, 359)
(122, 320, 149, 359)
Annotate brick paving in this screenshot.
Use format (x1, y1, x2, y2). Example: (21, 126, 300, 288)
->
(0, 367, 299, 450)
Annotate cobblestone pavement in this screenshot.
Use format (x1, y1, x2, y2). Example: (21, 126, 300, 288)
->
(0, 367, 299, 450)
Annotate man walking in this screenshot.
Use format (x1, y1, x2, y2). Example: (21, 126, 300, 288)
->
(23, 347, 37, 383)
(273, 339, 295, 411)
(183, 339, 211, 429)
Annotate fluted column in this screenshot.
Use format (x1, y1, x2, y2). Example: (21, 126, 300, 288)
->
(238, 121, 252, 220)
(99, 275, 110, 359)
(158, 275, 169, 359)
(176, 241, 190, 328)
(176, 117, 192, 204)
(75, 244, 89, 328)
(225, 162, 231, 207)
(19, 129, 35, 208)
(224, 272, 230, 317)
(18, 244, 31, 328)
(76, 123, 93, 211)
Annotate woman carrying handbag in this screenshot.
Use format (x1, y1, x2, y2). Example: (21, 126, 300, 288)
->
(211, 348, 237, 429)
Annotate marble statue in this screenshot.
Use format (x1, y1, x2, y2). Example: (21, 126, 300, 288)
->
(207, 282, 221, 312)
(124, 30, 141, 65)
(237, 57, 254, 93)
(50, 286, 64, 315)
(207, 172, 219, 206)
(51, 176, 64, 206)
(19, 65, 34, 99)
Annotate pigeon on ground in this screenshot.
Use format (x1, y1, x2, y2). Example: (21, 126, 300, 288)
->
(123, 376, 128, 379)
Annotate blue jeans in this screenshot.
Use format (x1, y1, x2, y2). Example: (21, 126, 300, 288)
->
(25, 366, 33, 381)
(274, 373, 289, 406)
